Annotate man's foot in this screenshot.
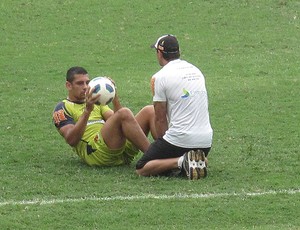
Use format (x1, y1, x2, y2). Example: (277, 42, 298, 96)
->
(182, 150, 207, 180)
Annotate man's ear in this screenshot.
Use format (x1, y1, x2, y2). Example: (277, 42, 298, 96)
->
(66, 81, 72, 90)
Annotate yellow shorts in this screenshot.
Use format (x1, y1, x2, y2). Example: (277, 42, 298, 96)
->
(79, 132, 139, 166)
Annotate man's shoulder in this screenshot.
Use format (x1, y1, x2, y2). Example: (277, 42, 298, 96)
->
(53, 99, 83, 117)
(164, 59, 193, 71)
(53, 99, 72, 110)
(52, 100, 76, 129)
(53, 100, 66, 112)
(172, 59, 203, 75)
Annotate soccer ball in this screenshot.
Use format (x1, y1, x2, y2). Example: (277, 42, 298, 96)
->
(88, 77, 116, 105)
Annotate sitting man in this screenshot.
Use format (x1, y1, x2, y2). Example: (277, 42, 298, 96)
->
(53, 66, 156, 166)
(136, 35, 213, 179)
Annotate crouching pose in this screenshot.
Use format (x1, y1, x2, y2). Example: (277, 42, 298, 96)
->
(136, 35, 213, 179)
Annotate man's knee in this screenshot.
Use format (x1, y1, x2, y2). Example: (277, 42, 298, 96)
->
(141, 105, 154, 116)
(116, 107, 134, 120)
(135, 169, 144, 176)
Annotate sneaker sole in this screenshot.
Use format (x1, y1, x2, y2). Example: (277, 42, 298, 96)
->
(188, 150, 207, 180)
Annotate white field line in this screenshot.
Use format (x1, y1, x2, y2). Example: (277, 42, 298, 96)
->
(0, 188, 299, 207)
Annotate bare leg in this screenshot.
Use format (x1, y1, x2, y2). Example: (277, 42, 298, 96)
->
(135, 105, 157, 140)
(135, 105, 175, 176)
(101, 107, 150, 153)
(136, 158, 179, 176)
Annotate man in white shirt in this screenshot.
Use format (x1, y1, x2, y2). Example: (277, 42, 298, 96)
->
(136, 34, 213, 180)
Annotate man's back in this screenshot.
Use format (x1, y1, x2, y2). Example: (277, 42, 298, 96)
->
(152, 59, 213, 148)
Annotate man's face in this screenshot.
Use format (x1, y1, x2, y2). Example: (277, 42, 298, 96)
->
(66, 74, 90, 102)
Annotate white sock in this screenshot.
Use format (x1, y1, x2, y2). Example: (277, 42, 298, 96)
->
(177, 156, 184, 168)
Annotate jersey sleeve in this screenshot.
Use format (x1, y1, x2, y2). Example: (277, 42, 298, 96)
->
(100, 104, 112, 115)
(52, 102, 75, 129)
(152, 75, 167, 102)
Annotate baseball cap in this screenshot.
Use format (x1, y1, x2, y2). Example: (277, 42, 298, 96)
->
(151, 34, 179, 53)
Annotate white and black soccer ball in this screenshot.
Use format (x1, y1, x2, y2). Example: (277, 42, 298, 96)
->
(88, 77, 116, 105)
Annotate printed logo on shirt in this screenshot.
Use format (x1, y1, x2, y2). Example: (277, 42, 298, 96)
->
(181, 88, 206, 99)
(53, 109, 67, 125)
(87, 120, 105, 125)
(181, 88, 190, 98)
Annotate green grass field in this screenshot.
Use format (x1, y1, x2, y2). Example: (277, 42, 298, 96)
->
(1, 0, 299, 229)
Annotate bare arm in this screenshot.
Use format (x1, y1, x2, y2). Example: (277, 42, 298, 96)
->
(106, 77, 122, 113)
(153, 101, 168, 138)
(102, 89, 121, 120)
(59, 86, 99, 147)
(112, 92, 122, 112)
(58, 109, 92, 146)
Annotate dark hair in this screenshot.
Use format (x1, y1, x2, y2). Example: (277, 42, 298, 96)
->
(66, 66, 88, 82)
(161, 51, 180, 61)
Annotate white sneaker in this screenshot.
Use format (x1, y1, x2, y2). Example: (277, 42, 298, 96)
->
(182, 150, 207, 180)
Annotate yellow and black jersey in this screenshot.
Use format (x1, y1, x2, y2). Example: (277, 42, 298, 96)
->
(53, 99, 111, 141)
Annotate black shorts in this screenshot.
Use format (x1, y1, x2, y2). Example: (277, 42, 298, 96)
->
(136, 138, 211, 170)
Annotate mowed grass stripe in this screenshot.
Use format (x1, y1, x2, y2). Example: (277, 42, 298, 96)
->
(1, 188, 299, 207)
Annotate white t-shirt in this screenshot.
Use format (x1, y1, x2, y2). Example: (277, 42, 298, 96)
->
(152, 59, 213, 148)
